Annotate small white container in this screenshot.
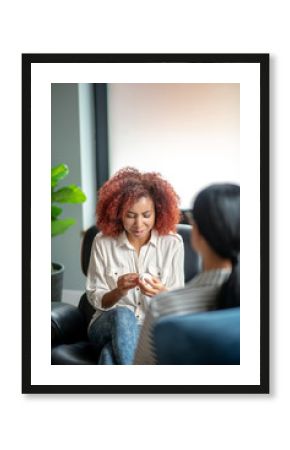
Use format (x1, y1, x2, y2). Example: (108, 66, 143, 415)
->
(139, 273, 153, 285)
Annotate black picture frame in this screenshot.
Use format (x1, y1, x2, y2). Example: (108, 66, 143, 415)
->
(22, 53, 269, 394)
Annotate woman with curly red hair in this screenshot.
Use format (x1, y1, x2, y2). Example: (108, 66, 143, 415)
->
(86, 167, 184, 364)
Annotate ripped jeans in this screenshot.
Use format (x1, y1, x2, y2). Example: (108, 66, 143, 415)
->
(88, 307, 139, 365)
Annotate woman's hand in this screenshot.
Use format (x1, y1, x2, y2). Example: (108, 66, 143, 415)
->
(117, 273, 139, 296)
(138, 276, 168, 298)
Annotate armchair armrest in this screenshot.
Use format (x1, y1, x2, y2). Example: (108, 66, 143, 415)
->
(51, 302, 87, 346)
(154, 307, 240, 365)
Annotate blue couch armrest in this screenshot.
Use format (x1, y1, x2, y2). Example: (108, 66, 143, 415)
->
(153, 307, 240, 365)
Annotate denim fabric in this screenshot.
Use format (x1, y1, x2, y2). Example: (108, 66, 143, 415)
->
(98, 342, 116, 365)
(88, 307, 139, 365)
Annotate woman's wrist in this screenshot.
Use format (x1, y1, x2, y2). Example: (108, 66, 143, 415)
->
(101, 288, 126, 308)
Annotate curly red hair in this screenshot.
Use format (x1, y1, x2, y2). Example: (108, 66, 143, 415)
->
(96, 167, 180, 237)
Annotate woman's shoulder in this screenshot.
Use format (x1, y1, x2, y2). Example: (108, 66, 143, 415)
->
(169, 231, 183, 243)
(92, 231, 117, 247)
(155, 230, 183, 245)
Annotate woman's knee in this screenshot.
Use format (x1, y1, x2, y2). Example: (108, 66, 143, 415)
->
(112, 307, 136, 325)
(89, 308, 137, 340)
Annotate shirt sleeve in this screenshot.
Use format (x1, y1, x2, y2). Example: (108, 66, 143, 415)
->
(134, 307, 157, 365)
(85, 237, 116, 312)
(167, 238, 185, 290)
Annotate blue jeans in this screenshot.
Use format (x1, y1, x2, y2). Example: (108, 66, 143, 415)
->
(88, 307, 139, 365)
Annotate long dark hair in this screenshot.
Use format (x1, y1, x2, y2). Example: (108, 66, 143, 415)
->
(192, 183, 240, 308)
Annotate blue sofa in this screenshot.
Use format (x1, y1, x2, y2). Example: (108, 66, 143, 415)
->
(154, 307, 240, 365)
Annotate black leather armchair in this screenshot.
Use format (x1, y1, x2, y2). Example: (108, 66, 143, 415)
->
(51, 224, 201, 364)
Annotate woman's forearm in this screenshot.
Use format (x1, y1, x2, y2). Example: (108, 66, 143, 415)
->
(101, 273, 138, 308)
(101, 288, 125, 309)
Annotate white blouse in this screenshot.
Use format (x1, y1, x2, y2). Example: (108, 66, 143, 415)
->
(86, 229, 185, 327)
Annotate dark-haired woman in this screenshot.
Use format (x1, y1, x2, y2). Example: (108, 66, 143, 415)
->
(86, 167, 184, 364)
(134, 183, 240, 364)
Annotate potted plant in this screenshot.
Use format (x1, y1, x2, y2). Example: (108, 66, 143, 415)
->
(51, 163, 87, 302)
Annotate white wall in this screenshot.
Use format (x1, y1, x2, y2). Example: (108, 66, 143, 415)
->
(108, 83, 239, 208)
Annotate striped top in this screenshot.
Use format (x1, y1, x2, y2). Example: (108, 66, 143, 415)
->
(133, 268, 231, 365)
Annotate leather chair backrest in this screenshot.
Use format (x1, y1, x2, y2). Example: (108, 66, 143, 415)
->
(81, 225, 99, 276)
(176, 223, 201, 282)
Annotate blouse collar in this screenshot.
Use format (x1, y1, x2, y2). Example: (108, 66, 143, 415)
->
(116, 229, 158, 248)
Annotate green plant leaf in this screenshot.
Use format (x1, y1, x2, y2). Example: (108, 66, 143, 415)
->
(51, 163, 87, 239)
(51, 164, 69, 188)
(52, 185, 87, 204)
(51, 218, 75, 237)
(51, 205, 62, 220)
